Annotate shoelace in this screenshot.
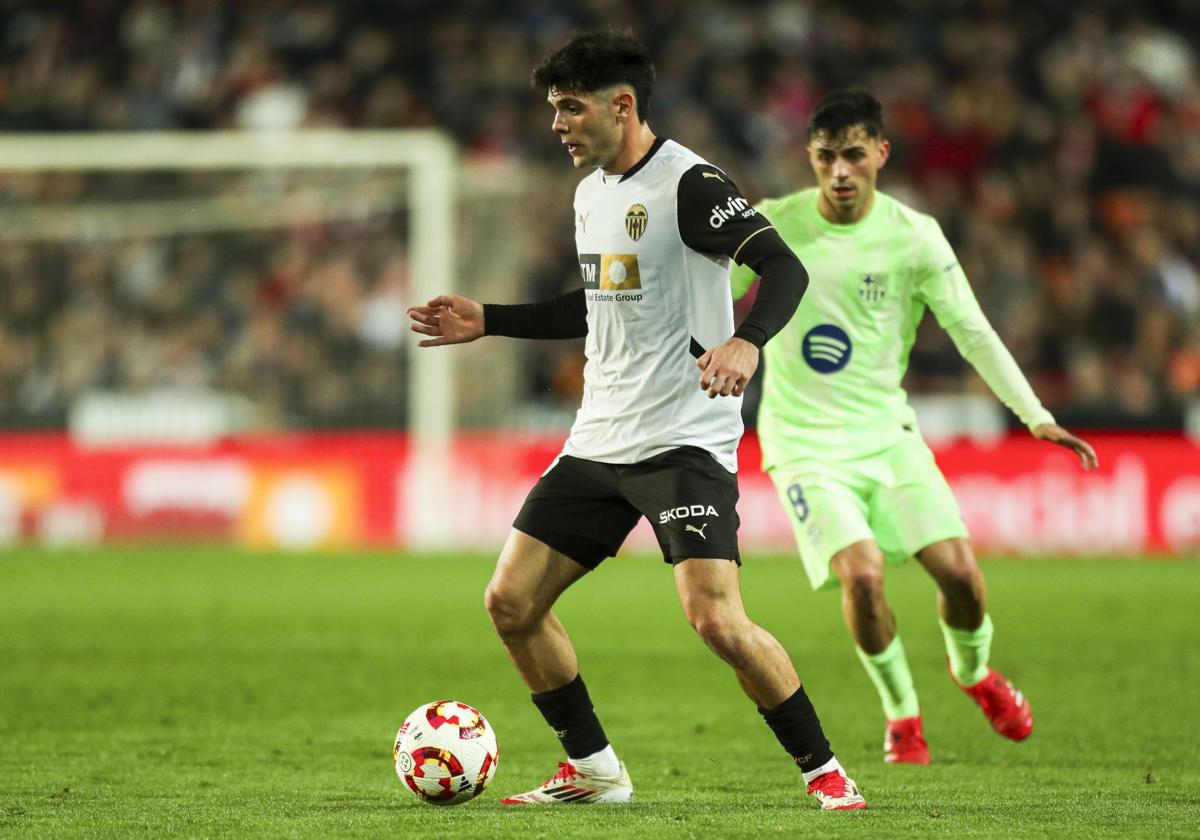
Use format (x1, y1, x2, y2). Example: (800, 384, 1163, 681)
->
(809, 772, 847, 796)
(981, 677, 1019, 713)
(968, 677, 1002, 714)
(549, 762, 581, 784)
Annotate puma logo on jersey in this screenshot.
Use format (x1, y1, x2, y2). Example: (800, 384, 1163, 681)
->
(702, 171, 724, 181)
(658, 504, 720, 524)
(685, 523, 709, 539)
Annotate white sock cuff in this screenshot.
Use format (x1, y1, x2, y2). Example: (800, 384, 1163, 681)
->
(572, 744, 621, 779)
(801, 756, 843, 785)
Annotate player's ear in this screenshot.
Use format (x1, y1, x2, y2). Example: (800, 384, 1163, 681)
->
(877, 138, 891, 168)
(613, 90, 635, 123)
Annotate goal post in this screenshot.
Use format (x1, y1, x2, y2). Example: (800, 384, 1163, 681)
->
(0, 130, 459, 547)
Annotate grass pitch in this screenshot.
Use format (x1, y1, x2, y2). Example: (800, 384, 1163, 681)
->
(1, 546, 1198, 838)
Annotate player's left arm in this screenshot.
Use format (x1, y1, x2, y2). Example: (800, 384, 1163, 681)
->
(917, 220, 1098, 470)
(728, 197, 775, 302)
(677, 165, 808, 398)
(945, 311, 1097, 469)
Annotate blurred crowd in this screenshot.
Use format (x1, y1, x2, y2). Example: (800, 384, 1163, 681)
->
(0, 168, 410, 429)
(1, 0, 1198, 430)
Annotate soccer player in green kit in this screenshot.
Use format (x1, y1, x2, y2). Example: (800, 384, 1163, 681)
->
(729, 91, 1098, 764)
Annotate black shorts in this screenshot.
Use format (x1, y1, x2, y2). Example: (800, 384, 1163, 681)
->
(513, 446, 741, 570)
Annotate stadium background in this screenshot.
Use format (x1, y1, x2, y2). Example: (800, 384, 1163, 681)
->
(2, 3, 1200, 838)
(1, 0, 1198, 552)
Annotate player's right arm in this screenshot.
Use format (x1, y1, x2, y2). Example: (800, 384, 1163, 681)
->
(407, 295, 485, 346)
(407, 290, 588, 347)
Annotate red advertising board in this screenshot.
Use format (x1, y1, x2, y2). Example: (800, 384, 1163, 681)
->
(0, 432, 1197, 554)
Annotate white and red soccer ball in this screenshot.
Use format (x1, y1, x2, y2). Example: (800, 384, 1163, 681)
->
(393, 700, 499, 805)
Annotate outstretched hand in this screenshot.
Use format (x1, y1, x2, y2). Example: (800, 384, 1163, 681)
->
(696, 337, 759, 399)
(1033, 423, 1099, 470)
(407, 295, 486, 347)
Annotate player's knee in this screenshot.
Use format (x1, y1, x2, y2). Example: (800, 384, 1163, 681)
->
(843, 566, 886, 607)
(832, 543, 885, 601)
(687, 607, 747, 661)
(483, 583, 535, 639)
(931, 541, 981, 598)
(949, 545, 980, 583)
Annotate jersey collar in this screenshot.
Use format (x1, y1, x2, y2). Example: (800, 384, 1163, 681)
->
(811, 187, 879, 233)
(616, 137, 666, 183)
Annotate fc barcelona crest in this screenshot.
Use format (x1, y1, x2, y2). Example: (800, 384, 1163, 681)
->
(858, 273, 888, 303)
(625, 204, 648, 241)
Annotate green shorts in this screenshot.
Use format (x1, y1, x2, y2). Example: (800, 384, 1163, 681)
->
(768, 432, 968, 591)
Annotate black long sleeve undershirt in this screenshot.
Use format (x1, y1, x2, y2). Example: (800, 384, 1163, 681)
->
(730, 227, 809, 349)
(482, 290, 587, 339)
(478, 229, 807, 347)
(674, 163, 807, 351)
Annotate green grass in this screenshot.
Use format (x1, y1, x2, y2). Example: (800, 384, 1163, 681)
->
(1, 547, 1198, 838)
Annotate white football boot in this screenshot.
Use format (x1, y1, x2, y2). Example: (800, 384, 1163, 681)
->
(500, 760, 633, 804)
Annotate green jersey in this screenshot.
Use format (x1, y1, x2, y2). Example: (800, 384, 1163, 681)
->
(731, 187, 983, 469)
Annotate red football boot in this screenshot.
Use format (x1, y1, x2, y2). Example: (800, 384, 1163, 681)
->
(955, 666, 1033, 741)
(884, 714, 931, 764)
(806, 769, 868, 811)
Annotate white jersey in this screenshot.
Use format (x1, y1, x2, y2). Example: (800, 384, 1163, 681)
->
(562, 139, 774, 473)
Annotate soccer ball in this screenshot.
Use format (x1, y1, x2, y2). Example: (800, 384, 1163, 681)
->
(393, 700, 499, 805)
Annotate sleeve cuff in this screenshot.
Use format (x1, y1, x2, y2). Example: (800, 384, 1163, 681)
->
(482, 302, 499, 336)
(733, 324, 767, 349)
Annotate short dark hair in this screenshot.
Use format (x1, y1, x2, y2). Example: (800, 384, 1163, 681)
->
(532, 30, 655, 121)
(808, 91, 884, 141)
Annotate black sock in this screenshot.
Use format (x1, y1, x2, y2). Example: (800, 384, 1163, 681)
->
(530, 673, 610, 759)
(759, 686, 834, 773)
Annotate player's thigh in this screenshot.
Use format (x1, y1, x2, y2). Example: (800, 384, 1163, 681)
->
(870, 435, 968, 562)
(487, 529, 593, 619)
(512, 455, 642, 571)
(619, 446, 741, 564)
(769, 463, 874, 591)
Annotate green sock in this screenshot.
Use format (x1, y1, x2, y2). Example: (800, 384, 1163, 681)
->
(940, 613, 993, 686)
(855, 635, 919, 720)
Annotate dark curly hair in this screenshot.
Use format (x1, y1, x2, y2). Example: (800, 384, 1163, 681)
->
(532, 30, 655, 121)
(808, 90, 884, 140)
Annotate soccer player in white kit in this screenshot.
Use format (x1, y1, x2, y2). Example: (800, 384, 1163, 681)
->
(408, 32, 867, 810)
(730, 91, 1098, 764)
